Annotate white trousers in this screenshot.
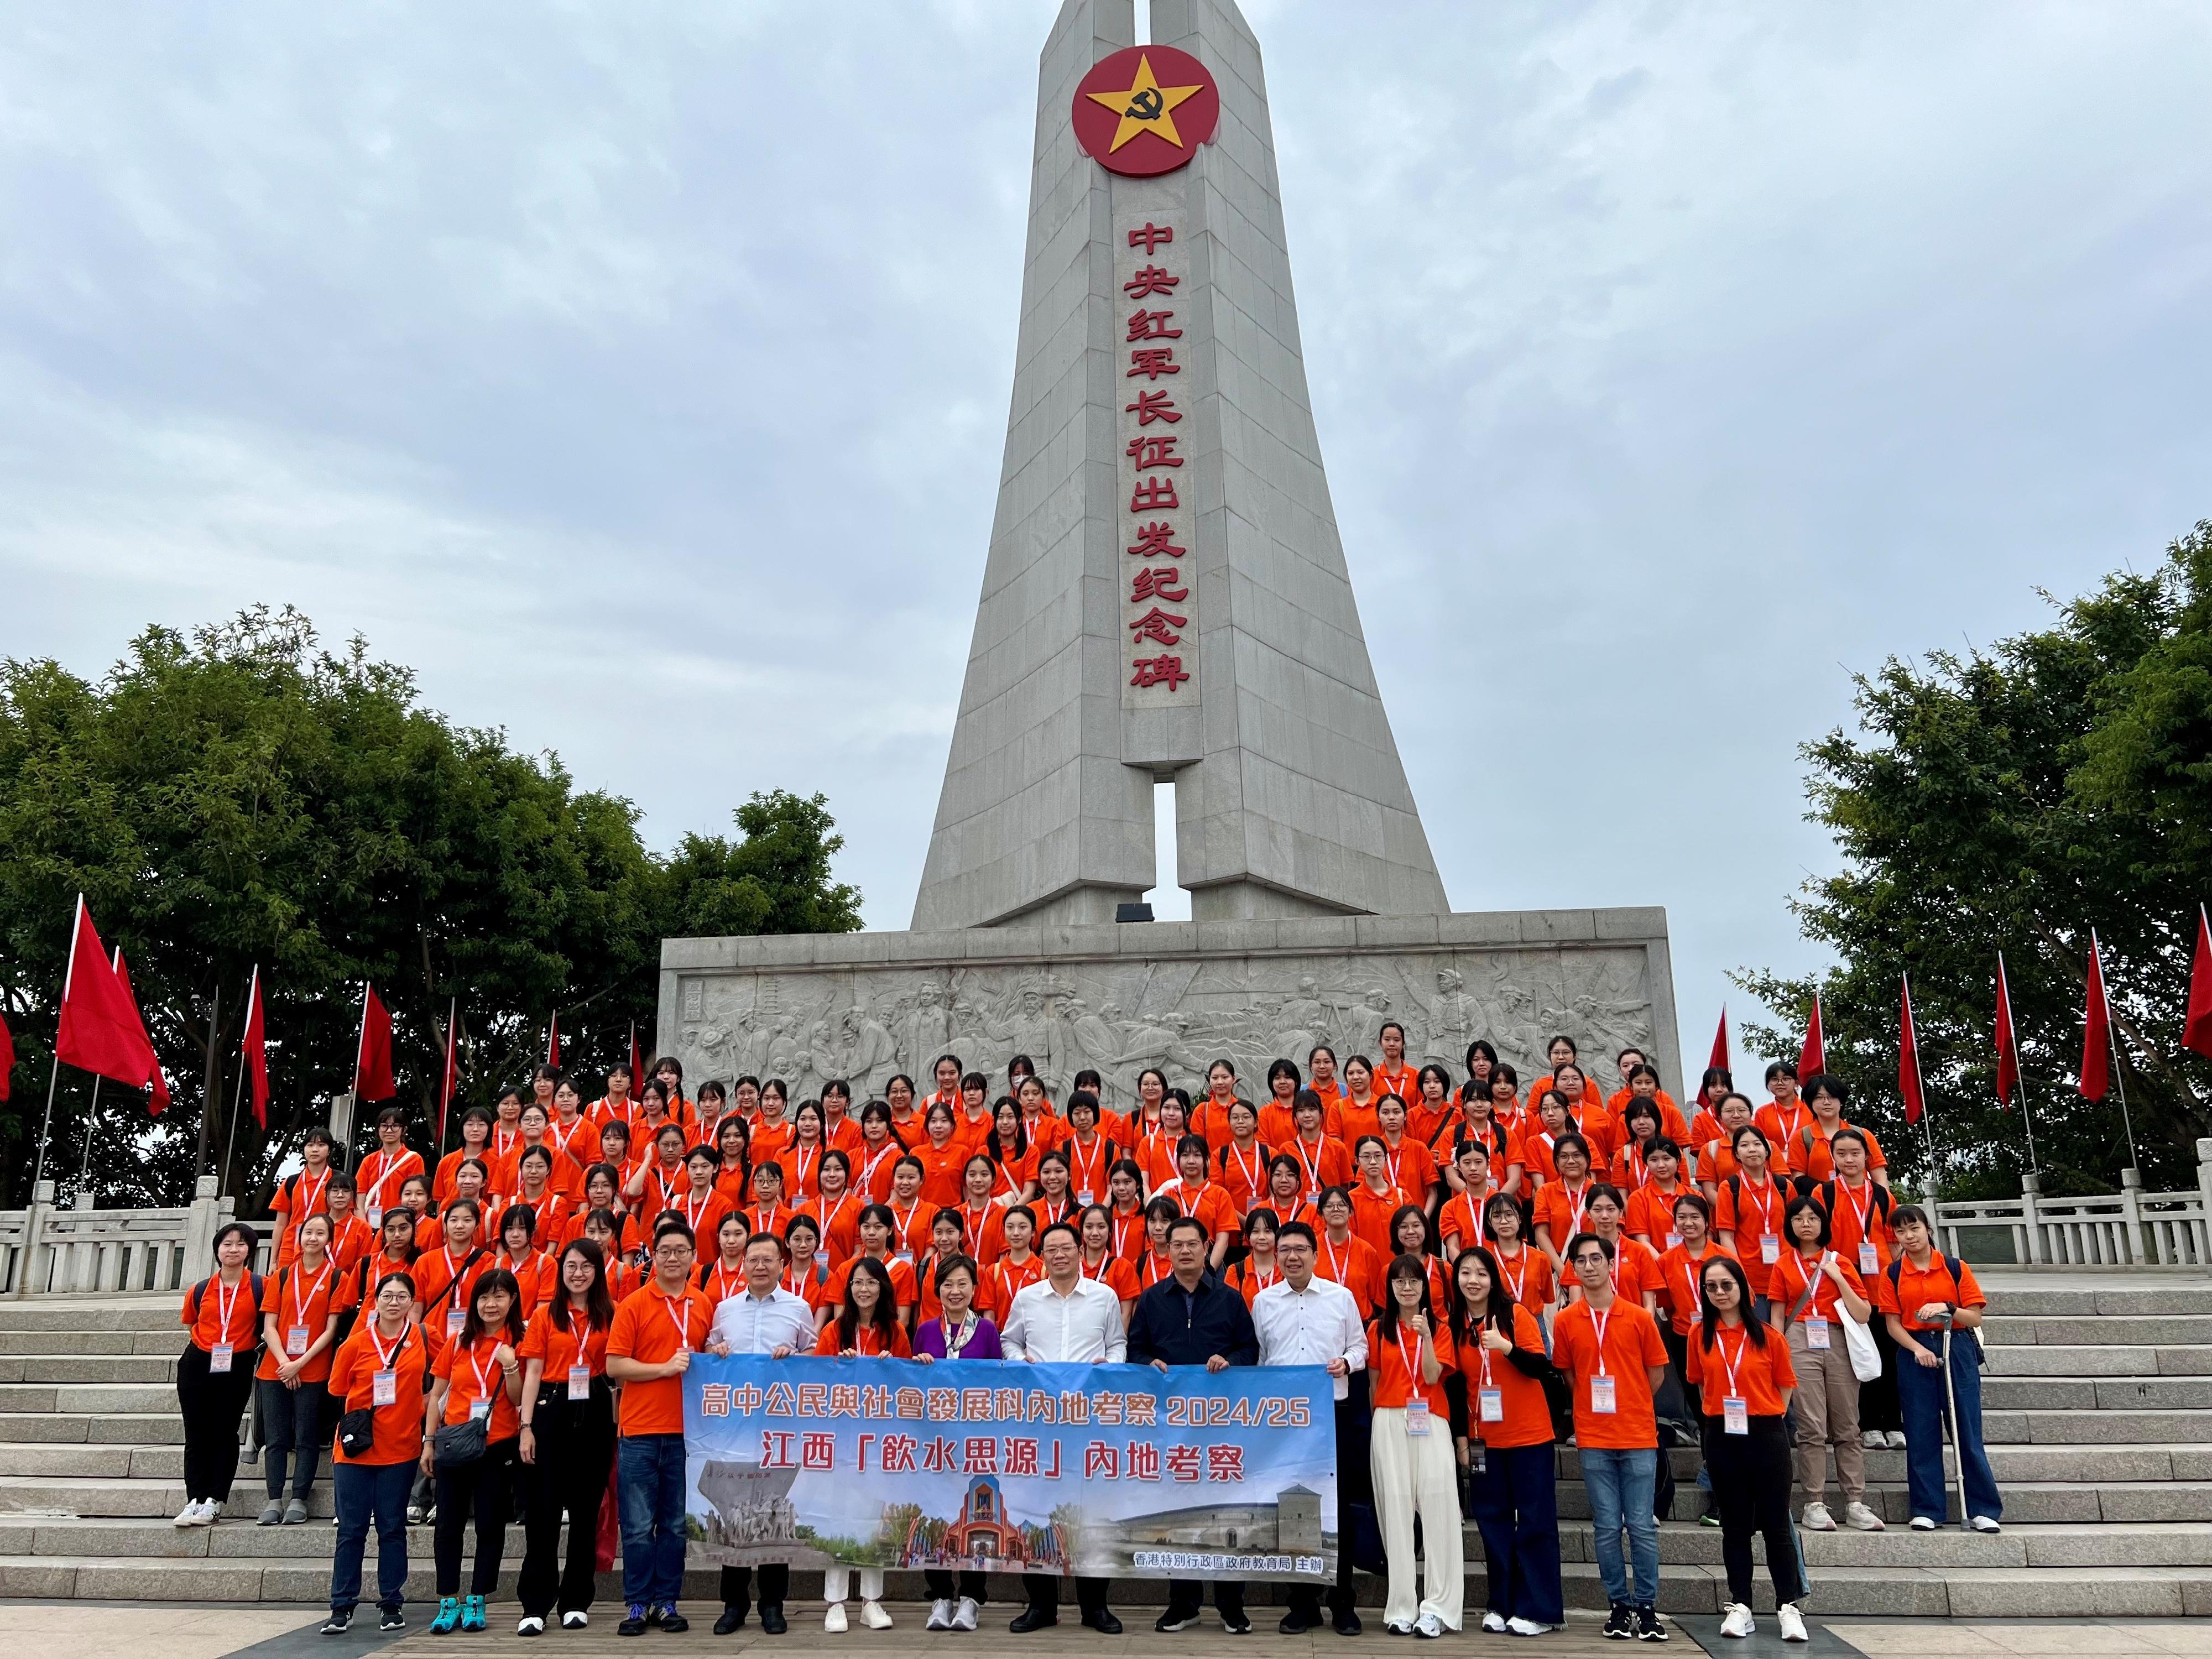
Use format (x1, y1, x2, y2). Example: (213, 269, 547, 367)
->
(1369, 1406, 1465, 1630)
(824, 1566, 884, 1604)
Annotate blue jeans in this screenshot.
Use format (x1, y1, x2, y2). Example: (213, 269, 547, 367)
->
(618, 1433, 688, 1609)
(1897, 1329, 2002, 1524)
(1579, 1446, 1659, 1608)
(331, 1459, 414, 1613)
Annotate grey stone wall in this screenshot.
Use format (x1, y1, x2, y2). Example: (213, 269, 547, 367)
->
(659, 907, 1679, 1112)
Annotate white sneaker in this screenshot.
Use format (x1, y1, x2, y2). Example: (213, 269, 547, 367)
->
(562, 1612, 588, 1630)
(1909, 1515, 1936, 1531)
(1415, 1613, 1444, 1639)
(1776, 1603, 1808, 1644)
(173, 1500, 201, 1528)
(952, 1598, 979, 1631)
(1969, 1514, 2002, 1533)
(515, 1618, 545, 1636)
(1507, 1618, 1554, 1637)
(1719, 1604, 1755, 1639)
(1844, 1501, 1885, 1531)
(1484, 1613, 1510, 1633)
(927, 1600, 953, 1631)
(193, 1499, 220, 1526)
(1799, 1500, 1835, 1531)
(825, 1604, 847, 1634)
(861, 1600, 893, 1631)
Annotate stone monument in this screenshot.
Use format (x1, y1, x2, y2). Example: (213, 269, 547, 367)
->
(659, 0, 1682, 1102)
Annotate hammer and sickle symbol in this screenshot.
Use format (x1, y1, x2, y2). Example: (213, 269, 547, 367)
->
(1126, 87, 1165, 121)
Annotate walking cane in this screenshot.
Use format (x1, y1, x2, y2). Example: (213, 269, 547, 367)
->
(1932, 1312, 1964, 1530)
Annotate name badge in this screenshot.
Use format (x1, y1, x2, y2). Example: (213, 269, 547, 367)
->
(1404, 1397, 1432, 1437)
(1590, 1374, 1618, 1415)
(815, 1250, 830, 1275)
(895, 1250, 914, 1267)
(366, 1204, 383, 1228)
(1077, 1190, 1094, 1207)
(1723, 1395, 1749, 1436)
(210, 1343, 234, 1373)
(567, 1364, 591, 1401)
(1760, 1235, 1780, 1265)
(1479, 1387, 1504, 1423)
(1807, 1316, 1831, 1350)
(469, 1395, 492, 1423)
(1666, 1232, 1683, 1251)
(447, 1307, 466, 1337)
(287, 1326, 311, 1357)
(372, 1369, 398, 1407)
(1859, 1243, 1879, 1275)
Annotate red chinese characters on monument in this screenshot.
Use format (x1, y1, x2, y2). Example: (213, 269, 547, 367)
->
(1118, 221, 1192, 697)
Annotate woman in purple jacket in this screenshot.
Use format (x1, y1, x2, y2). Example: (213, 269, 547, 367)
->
(912, 1253, 1000, 1629)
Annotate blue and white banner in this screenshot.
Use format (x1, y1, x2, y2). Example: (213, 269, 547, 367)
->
(683, 1358, 1337, 1582)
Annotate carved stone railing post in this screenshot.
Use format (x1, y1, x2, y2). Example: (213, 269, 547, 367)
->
(2119, 1167, 2147, 1266)
(2020, 1170, 2045, 1265)
(181, 1175, 222, 1275)
(13, 1180, 56, 1298)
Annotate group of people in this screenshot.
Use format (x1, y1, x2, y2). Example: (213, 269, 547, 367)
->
(168, 1031, 2005, 1642)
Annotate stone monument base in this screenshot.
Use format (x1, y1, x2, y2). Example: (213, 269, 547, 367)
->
(657, 908, 1679, 1110)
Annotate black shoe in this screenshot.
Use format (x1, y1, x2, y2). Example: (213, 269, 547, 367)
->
(759, 1603, 787, 1636)
(713, 1605, 749, 1636)
(1156, 1611, 1199, 1633)
(1084, 1610, 1123, 1635)
(1603, 1604, 1635, 1641)
(1333, 1610, 1364, 1637)
(379, 1609, 408, 1632)
(1223, 1613, 1253, 1636)
(1008, 1609, 1058, 1634)
(1281, 1611, 1321, 1635)
(659, 1606, 690, 1635)
(618, 1606, 650, 1638)
(644, 1606, 664, 1629)
(1635, 1607, 1668, 1642)
(320, 1611, 352, 1636)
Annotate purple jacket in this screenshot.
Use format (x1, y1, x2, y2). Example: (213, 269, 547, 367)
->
(912, 1316, 1004, 1361)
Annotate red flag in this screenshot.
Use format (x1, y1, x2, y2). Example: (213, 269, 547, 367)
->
(437, 999, 459, 1144)
(0, 1007, 14, 1102)
(1898, 974, 1925, 1126)
(55, 900, 165, 1104)
(2186, 906, 2212, 1060)
(1995, 954, 2020, 1108)
(239, 967, 270, 1128)
(110, 950, 170, 1114)
(547, 1011, 561, 1069)
(2080, 934, 2111, 1102)
(1698, 1009, 1730, 1105)
(1799, 993, 1826, 1079)
(354, 985, 396, 1103)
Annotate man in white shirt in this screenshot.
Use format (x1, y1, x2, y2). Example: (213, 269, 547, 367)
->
(1254, 1222, 1369, 1636)
(1001, 1222, 1125, 1635)
(701, 1234, 816, 1635)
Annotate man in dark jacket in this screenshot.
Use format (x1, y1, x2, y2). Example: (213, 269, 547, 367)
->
(1126, 1216, 1261, 1635)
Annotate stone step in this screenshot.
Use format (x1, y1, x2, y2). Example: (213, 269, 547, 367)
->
(1980, 1286, 2212, 1318)
(0, 1556, 2205, 1616)
(1983, 1375, 2212, 1410)
(0, 1303, 180, 1334)
(0, 1332, 144, 1357)
(0, 1353, 181, 1383)
(0, 1381, 182, 1414)
(0, 1410, 184, 1444)
(1985, 1313, 2212, 1345)
(1983, 1343, 2212, 1378)
(1981, 1407, 2212, 1444)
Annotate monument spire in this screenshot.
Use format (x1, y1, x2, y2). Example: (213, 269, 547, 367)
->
(913, 0, 1448, 930)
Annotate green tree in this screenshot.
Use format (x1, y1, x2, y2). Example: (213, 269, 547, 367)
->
(0, 607, 860, 1209)
(1736, 524, 2212, 1199)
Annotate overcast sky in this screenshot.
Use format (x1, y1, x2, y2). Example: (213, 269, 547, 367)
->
(5, 1, 2208, 1085)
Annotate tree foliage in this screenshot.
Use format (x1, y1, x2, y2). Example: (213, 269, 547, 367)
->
(0, 606, 861, 1208)
(1736, 524, 2212, 1199)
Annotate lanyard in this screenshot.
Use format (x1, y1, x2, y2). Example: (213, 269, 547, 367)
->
(288, 1260, 332, 1327)
(860, 1143, 897, 1190)
(1717, 1324, 1749, 1399)
(1227, 1140, 1264, 1197)
(1839, 1180, 1875, 1239)
(1383, 1142, 1405, 1191)
(1681, 1249, 1709, 1313)
(1174, 1180, 1205, 1218)
(708, 1262, 745, 1302)
(815, 1192, 852, 1241)
(660, 1292, 694, 1351)
(367, 1320, 408, 1373)
(680, 1188, 714, 1230)
(495, 1125, 520, 1157)
(1323, 1235, 1354, 1284)
(751, 1203, 782, 1234)
(961, 1203, 992, 1251)
(363, 1152, 405, 1204)
(889, 1201, 925, 1253)
(1738, 1177, 1776, 1233)
(1294, 1136, 1326, 1194)
(1498, 1247, 1528, 1304)
(1070, 1136, 1107, 1191)
(1244, 1260, 1279, 1293)
(790, 1145, 819, 1192)
(1396, 1328, 1425, 1396)
(1081, 1253, 1113, 1282)
(294, 1167, 330, 1224)
(1111, 1211, 1141, 1257)
(1588, 1303, 1613, 1378)
(467, 1340, 501, 1404)
(211, 1274, 243, 1339)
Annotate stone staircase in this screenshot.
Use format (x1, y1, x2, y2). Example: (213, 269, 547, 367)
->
(1, 1271, 2207, 1615)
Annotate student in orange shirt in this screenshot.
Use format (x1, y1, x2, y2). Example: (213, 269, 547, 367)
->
(1258, 1058, 1306, 1146)
(646, 1059, 695, 1135)
(589, 1060, 638, 1133)
(1155, 1134, 1239, 1269)
(1713, 1125, 1789, 1316)
(1348, 1136, 1413, 1259)
(1459, 1040, 1500, 1107)
(1548, 1063, 1614, 1162)
(257, 1211, 341, 1524)
(605, 1219, 715, 1632)
(884, 1071, 922, 1145)
(414, 1199, 492, 1363)
(1408, 1064, 1462, 1150)
(1388, 1203, 1451, 1313)
(781, 1215, 834, 1318)
(1339, 1056, 1386, 1147)
(985, 1099, 1041, 1207)
(321, 1175, 378, 1282)
(1371, 1021, 1419, 1105)
(852, 1104, 905, 1203)
(1569, 1185, 1661, 1317)
(271, 1129, 338, 1270)
(562, 1164, 623, 1248)
(780, 1100, 830, 1202)
(1076, 1204, 1139, 1318)
(1624, 1141, 1692, 1248)
(1453, 1091, 1524, 1199)
(1530, 1133, 1597, 1271)
(1481, 1194, 1556, 1331)
(400, 1175, 439, 1251)
(1261, 1152, 1322, 1236)
(623, 1123, 689, 1222)
(1060, 1093, 1120, 1208)
(693, 1080, 733, 1155)
(1014, 1072, 1068, 1159)
(1519, 1089, 1580, 1189)
(735, 1159, 795, 1246)
(356, 1109, 425, 1229)
(596, 1119, 644, 1207)
(825, 1205, 920, 1324)
(342, 1208, 423, 1329)
(802, 1151, 862, 1267)
(545, 1077, 599, 1178)
(749, 1081, 796, 1172)
(1684, 1254, 1806, 1639)
(1131, 1197, 1179, 1293)
(920, 1053, 964, 1123)
(809, 1264, 905, 1629)
(1191, 1058, 1246, 1150)
(493, 1204, 560, 1313)
(510, 1147, 571, 1246)
(514, 1238, 618, 1635)
(1103, 1159, 1150, 1260)
(1449, 1246, 1562, 1636)
(1875, 1204, 2001, 1531)
(1316, 1186, 1384, 1313)
(1608, 1054, 1692, 1145)
(509, 1104, 571, 1201)
(1213, 1099, 1272, 1217)
(1438, 1141, 1501, 1260)
(1483, 1065, 1528, 1135)
(1694, 1092, 1768, 1196)
(484, 1087, 527, 1187)
(704, 1116, 753, 1207)
(942, 1069, 990, 1151)
(1367, 1254, 1461, 1635)
(1227, 1208, 1284, 1303)
(322, 1265, 425, 1631)
(1136, 1094, 1192, 1191)
(174, 1222, 263, 1527)
(880, 1157, 933, 1264)
(909, 1102, 968, 1207)
(1307, 1045, 1347, 1114)
(818, 1080, 864, 1161)
(1030, 1149, 1080, 1233)
(1551, 1231, 1670, 1638)
(1610, 1099, 1663, 1191)
(1754, 1062, 1812, 1152)
(420, 1268, 526, 1633)
(1374, 1095, 1442, 1214)
(1783, 1074, 1892, 1192)
(987, 1205, 1048, 1314)
(1283, 1089, 1354, 1201)
(1771, 1198, 1883, 1534)
(697, 1212, 753, 1306)
(950, 1155, 1006, 1265)
(1684, 1068, 1734, 1171)
(1655, 1193, 1735, 1351)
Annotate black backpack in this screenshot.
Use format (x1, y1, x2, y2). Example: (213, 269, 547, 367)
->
(184, 1271, 265, 1358)
(1886, 1253, 1983, 1365)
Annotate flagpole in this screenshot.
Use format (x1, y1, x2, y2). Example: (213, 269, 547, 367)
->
(33, 896, 87, 1193)
(220, 965, 257, 1198)
(75, 1077, 103, 1200)
(2093, 931, 2141, 1175)
(439, 995, 457, 1151)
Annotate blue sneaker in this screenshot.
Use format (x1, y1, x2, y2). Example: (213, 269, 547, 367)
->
(618, 1605, 650, 1638)
(430, 1597, 461, 1635)
(460, 1595, 487, 1633)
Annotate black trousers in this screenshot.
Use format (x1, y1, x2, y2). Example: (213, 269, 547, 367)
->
(1290, 1385, 1371, 1619)
(1702, 1415, 1805, 1608)
(257, 1376, 323, 1500)
(1025, 1573, 1109, 1617)
(925, 1568, 988, 1600)
(1166, 1579, 1244, 1620)
(518, 1395, 616, 1616)
(1859, 1317, 1903, 1433)
(721, 1562, 790, 1610)
(176, 1343, 256, 1504)
(435, 1438, 517, 1598)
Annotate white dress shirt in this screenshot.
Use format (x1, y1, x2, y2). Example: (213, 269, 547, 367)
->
(1003, 1275, 1128, 1364)
(1252, 1275, 1367, 1400)
(708, 1286, 817, 1357)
